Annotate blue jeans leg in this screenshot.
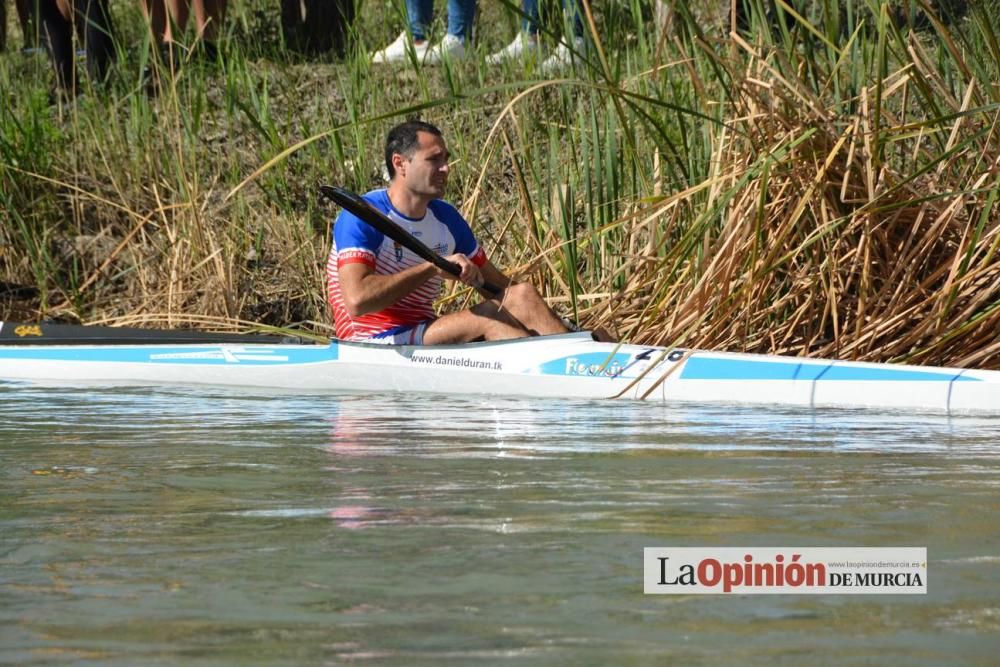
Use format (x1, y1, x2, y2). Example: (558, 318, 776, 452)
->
(520, 0, 582, 38)
(446, 0, 476, 41)
(521, 0, 540, 35)
(406, 0, 433, 41)
(564, 0, 584, 39)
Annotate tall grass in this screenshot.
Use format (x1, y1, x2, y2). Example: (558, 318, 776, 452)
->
(1, 1, 997, 367)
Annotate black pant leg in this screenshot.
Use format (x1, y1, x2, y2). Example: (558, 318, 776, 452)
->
(38, 0, 75, 91)
(76, 0, 114, 82)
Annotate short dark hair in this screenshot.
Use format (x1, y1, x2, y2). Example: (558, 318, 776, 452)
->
(384, 120, 443, 179)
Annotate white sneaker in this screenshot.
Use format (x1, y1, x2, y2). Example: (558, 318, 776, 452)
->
(540, 36, 586, 74)
(486, 32, 540, 65)
(371, 31, 430, 64)
(423, 34, 466, 64)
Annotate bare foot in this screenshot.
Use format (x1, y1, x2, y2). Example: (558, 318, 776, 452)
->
(590, 327, 617, 343)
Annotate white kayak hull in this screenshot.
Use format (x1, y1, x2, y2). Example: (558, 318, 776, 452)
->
(1, 326, 997, 414)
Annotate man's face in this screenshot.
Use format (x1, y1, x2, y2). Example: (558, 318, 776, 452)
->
(396, 131, 450, 198)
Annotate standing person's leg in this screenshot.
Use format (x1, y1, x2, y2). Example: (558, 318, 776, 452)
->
(40, 0, 75, 92)
(141, 0, 190, 47)
(73, 0, 114, 82)
(564, 0, 584, 39)
(188, 0, 225, 58)
(523, 0, 541, 34)
(140, 0, 188, 94)
(445, 0, 474, 41)
(406, 0, 432, 42)
(140, 0, 165, 43)
(280, 0, 353, 55)
(486, 0, 540, 65)
(423, 0, 471, 62)
(190, 0, 225, 41)
(540, 0, 586, 73)
(371, 0, 432, 64)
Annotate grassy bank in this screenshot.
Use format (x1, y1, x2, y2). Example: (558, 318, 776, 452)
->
(1, 1, 998, 367)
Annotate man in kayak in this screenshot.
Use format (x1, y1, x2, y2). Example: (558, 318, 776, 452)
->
(327, 120, 575, 345)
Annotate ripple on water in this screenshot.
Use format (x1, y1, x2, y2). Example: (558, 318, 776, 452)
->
(1, 383, 998, 665)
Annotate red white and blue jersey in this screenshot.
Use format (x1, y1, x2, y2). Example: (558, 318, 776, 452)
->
(326, 189, 488, 341)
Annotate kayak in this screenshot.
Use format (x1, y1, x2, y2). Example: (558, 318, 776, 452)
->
(1, 321, 998, 414)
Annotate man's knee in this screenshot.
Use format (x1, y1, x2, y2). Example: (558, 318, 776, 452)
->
(502, 282, 542, 306)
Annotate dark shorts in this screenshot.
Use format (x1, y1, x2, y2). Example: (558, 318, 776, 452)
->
(366, 321, 433, 345)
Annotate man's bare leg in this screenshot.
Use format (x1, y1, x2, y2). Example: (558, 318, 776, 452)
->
(497, 284, 618, 342)
(422, 303, 531, 344)
(424, 283, 566, 344)
(423, 283, 618, 344)
(490, 283, 568, 336)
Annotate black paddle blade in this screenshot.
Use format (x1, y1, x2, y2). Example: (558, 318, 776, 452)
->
(0, 322, 309, 346)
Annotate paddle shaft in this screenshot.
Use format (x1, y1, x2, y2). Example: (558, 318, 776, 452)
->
(320, 185, 503, 297)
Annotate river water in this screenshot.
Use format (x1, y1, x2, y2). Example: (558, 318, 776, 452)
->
(1, 384, 998, 665)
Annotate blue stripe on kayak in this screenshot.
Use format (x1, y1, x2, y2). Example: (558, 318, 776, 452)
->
(680, 357, 979, 382)
(0, 344, 338, 365)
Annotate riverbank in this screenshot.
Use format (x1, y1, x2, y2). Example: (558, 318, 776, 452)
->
(1, 1, 997, 367)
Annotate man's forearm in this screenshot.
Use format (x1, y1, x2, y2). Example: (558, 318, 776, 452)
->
(347, 262, 440, 316)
